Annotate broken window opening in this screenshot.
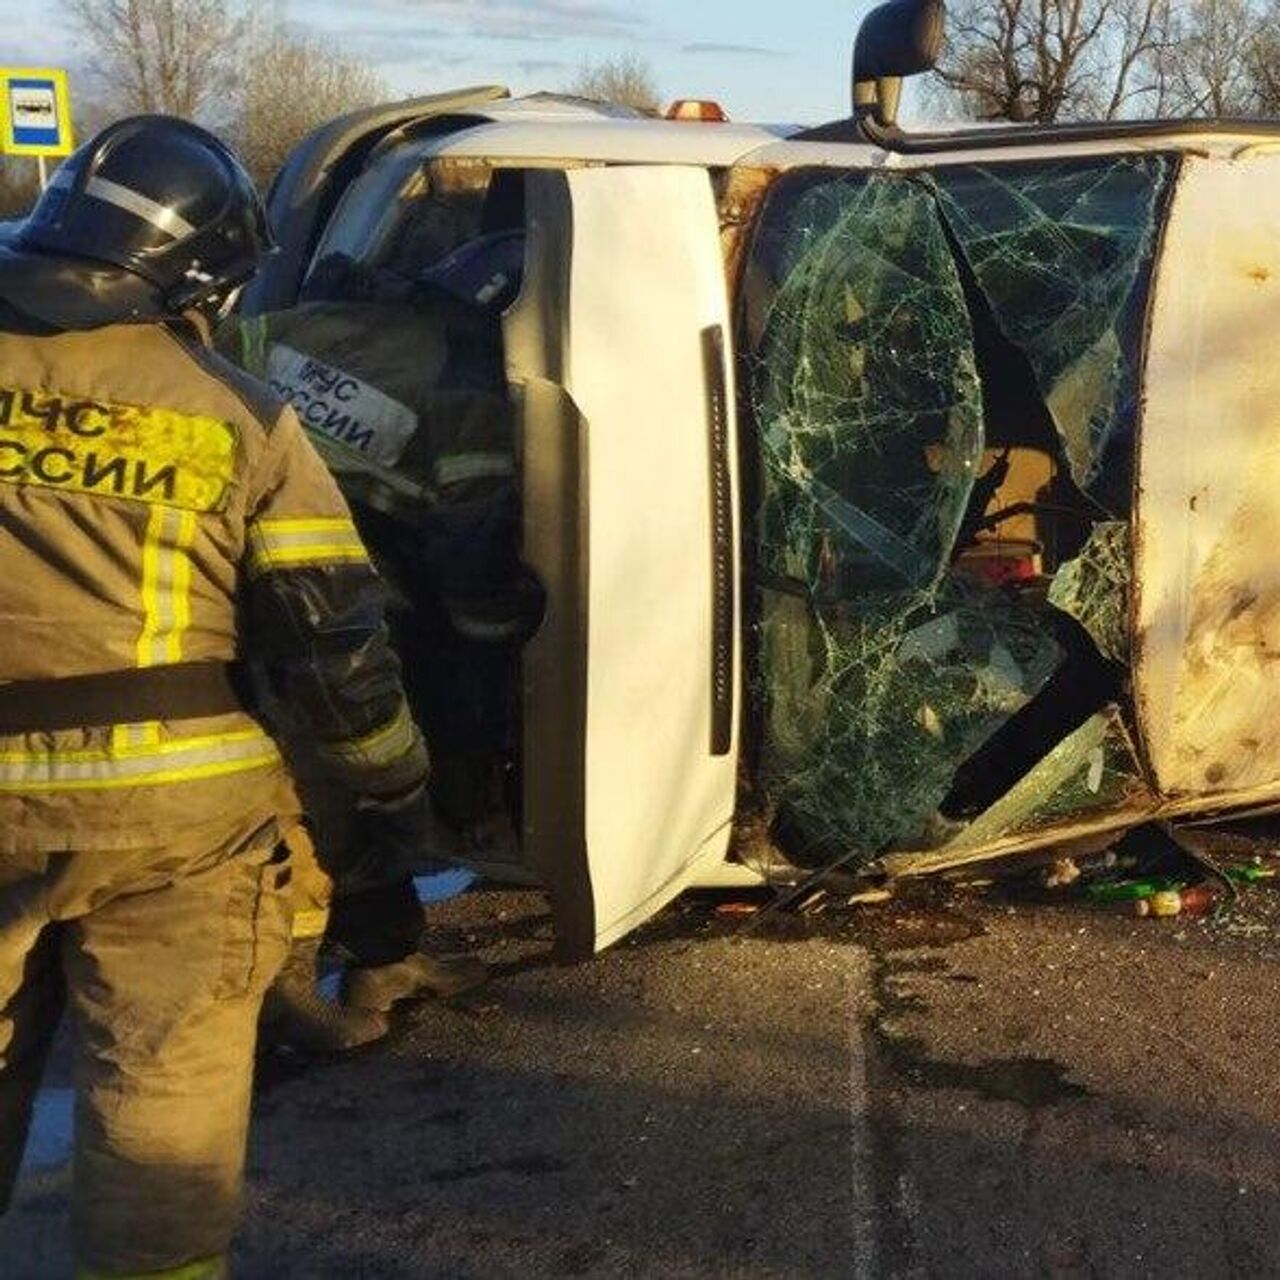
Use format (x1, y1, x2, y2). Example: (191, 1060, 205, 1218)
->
(746, 170, 1066, 869)
(930, 155, 1175, 517)
(936, 706, 1156, 856)
(744, 159, 1159, 872)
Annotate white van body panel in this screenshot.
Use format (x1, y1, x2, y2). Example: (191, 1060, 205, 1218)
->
(1136, 153, 1280, 798)
(510, 166, 742, 954)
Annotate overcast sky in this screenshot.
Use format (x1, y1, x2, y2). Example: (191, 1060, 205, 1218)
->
(2, 0, 879, 125)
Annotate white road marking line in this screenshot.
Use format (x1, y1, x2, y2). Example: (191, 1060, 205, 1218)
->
(849, 956, 879, 1277)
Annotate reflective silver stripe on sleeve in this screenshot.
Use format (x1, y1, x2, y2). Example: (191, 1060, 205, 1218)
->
(245, 518, 369, 577)
(315, 700, 421, 773)
(433, 452, 515, 488)
(85, 176, 196, 239)
(0, 729, 280, 792)
(445, 610, 531, 643)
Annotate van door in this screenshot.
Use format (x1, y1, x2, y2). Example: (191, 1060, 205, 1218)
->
(506, 166, 741, 958)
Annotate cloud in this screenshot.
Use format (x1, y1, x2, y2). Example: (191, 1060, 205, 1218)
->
(357, 0, 649, 41)
(323, 24, 468, 68)
(2, 12, 79, 68)
(514, 58, 571, 75)
(682, 42, 788, 59)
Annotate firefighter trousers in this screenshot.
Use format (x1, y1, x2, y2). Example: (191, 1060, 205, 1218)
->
(0, 819, 291, 1276)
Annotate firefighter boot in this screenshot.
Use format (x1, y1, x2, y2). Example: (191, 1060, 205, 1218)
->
(261, 937, 389, 1053)
(342, 950, 490, 1014)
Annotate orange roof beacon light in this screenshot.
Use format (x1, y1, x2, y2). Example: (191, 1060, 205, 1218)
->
(665, 100, 730, 123)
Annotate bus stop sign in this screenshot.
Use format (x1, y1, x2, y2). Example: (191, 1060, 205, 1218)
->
(1, 68, 74, 157)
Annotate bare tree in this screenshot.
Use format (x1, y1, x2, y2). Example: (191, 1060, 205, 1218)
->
(1248, 0, 1280, 111)
(235, 32, 386, 188)
(63, 0, 245, 122)
(567, 55, 662, 115)
(932, 0, 1280, 122)
(1102, 0, 1176, 117)
(933, 0, 1173, 122)
(1158, 0, 1262, 115)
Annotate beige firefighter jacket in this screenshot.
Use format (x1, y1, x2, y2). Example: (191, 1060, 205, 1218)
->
(0, 314, 427, 852)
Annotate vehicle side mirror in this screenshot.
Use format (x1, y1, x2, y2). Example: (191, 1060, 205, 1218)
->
(852, 0, 946, 127)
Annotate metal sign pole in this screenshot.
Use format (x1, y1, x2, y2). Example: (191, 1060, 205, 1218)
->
(36, 154, 47, 191)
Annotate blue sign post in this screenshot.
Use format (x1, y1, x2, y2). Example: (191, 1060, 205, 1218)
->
(1, 68, 74, 191)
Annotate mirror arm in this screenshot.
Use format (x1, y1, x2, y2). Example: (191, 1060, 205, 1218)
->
(850, 0, 946, 128)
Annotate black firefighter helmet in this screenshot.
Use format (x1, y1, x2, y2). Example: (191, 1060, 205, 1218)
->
(0, 115, 274, 330)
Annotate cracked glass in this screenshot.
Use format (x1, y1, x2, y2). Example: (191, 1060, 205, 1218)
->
(746, 171, 1065, 868)
(750, 173, 985, 594)
(758, 577, 1064, 866)
(931, 156, 1172, 514)
(744, 158, 1169, 871)
(936, 706, 1155, 854)
(1047, 521, 1131, 664)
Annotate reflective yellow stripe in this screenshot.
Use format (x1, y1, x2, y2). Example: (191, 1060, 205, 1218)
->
(291, 907, 331, 941)
(140, 505, 198, 666)
(245, 516, 368, 578)
(168, 508, 198, 663)
(135, 504, 167, 666)
(315, 700, 419, 772)
(118, 505, 199, 748)
(0, 728, 280, 793)
(0, 727, 270, 764)
(116, 507, 166, 749)
(255, 518, 359, 535)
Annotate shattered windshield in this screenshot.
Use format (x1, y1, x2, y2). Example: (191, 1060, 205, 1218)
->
(750, 173, 984, 593)
(1047, 521, 1131, 665)
(744, 156, 1173, 873)
(930, 157, 1171, 514)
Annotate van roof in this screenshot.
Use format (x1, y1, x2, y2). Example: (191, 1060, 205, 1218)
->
(431, 111, 800, 168)
(424, 95, 1280, 170)
(799, 113, 1280, 152)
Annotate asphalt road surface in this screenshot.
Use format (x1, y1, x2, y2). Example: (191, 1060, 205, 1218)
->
(7, 855, 1280, 1278)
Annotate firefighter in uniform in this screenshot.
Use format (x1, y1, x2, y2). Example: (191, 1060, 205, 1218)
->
(0, 117, 450, 1278)
(226, 241, 534, 1050)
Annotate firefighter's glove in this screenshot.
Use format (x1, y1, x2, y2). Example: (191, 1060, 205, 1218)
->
(353, 783, 460, 881)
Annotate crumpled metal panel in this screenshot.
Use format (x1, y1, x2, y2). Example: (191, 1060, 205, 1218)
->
(1048, 521, 1131, 664)
(932, 156, 1172, 514)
